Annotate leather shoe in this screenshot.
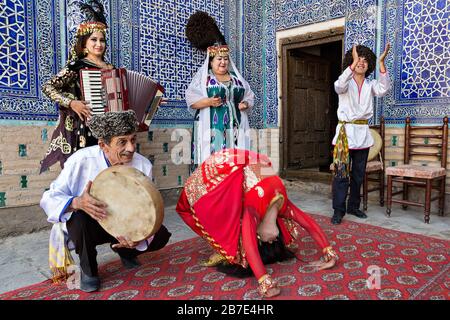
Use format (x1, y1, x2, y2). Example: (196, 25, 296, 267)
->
(331, 214, 343, 225)
(347, 209, 367, 219)
(120, 256, 141, 269)
(80, 270, 100, 292)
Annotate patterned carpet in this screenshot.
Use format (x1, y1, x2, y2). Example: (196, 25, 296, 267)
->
(1, 214, 449, 300)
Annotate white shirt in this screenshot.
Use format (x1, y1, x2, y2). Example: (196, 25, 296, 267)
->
(40, 145, 153, 250)
(332, 66, 391, 149)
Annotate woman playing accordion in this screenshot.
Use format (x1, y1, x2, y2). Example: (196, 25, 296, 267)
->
(41, 0, 112, 172)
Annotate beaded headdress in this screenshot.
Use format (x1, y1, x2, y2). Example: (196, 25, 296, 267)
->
(68, 0, 108, 63)
(76, 21, 107, 37)
(207, 45, 230, 58)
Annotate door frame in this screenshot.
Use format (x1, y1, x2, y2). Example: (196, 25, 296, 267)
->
(280, 27, 344, 178)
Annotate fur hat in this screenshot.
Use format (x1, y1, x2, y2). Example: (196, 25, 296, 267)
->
(185, 11, 228, 57)
(87, 110, 138, 141)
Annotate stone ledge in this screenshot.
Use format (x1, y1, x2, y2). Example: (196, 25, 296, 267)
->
(0, 205, 50, 239)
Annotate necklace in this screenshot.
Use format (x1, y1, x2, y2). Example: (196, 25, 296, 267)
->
(216, 73, 231, 83)
(85, 57, 108, 69)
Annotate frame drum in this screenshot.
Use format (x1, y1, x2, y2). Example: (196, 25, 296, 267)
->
(91, 165, 164, 242)
(368, 129, 382, 161)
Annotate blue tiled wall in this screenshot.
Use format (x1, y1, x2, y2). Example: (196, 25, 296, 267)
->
(1, 1, 448, 128)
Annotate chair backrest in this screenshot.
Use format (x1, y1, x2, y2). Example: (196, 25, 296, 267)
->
(404, 116, 449, 169)
(369, 116, 385, 162)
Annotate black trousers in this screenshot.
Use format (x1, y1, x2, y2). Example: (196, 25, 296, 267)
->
(332, 148, 369, 216)
(66, 211, 171, 277)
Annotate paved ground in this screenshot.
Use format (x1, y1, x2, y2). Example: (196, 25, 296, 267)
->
(0, 185, 449, 295)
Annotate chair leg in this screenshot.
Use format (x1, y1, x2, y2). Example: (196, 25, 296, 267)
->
(438, 177, 445, 216)
(379, 170, 384, 207)
(363, 172, 368, 211)
(386, 175, 392, 217)
(402, 179, 409, 210)
(424, 180, 432, 224)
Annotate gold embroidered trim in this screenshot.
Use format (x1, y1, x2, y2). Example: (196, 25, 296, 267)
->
(268, 193, 285, 211)
(76, 22, 107, 37)
(244, 165, 260, 192)
(257, 274, 278, 296)
(322, 246, 339, 262)
(46, 132, 71, 155)
(42, 67, 78, 108)
(186, 150, 234, 206)
(65, 116, 74, 131)
(282, 218, 301, 245)
(79, 135, 86, 148)
(185, 167, 207, 206)
(191, 207, 235, 263)
(207, 45, 230, 58)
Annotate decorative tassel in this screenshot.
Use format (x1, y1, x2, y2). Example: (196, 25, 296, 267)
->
(48, 223, 75, 284)
(333, 124, 350, 178)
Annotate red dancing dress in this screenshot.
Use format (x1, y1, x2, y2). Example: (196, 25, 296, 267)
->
(176, 149, 337, 296)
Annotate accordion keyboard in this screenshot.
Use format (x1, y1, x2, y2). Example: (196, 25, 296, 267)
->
(80, 70, 106, 114)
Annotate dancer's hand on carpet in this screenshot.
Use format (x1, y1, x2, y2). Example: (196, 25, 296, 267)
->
(258, 274, 280, 298)
(263, 285, 280, 298)
(307, 257, 337, 271)
(112, 236, 139, 249)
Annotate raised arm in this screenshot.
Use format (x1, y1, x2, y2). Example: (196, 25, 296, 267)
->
(372, 43, 391, 97)
(378, 43, 390, 74)
(334, 45, 358, 94)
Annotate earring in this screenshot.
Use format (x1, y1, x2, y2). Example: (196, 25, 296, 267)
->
(83, 48, 89, 55)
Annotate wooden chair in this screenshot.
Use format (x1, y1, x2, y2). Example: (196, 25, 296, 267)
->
(362, 116, 385, 211)
(385, 117, 448, 223)
(329, 117, 385, 211)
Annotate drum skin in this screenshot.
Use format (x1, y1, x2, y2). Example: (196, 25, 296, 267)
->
(368, 129, 382, 161)
(91, 165, 164, 242)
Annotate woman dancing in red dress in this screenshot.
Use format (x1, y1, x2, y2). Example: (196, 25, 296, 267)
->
(176, 148, 338, 298)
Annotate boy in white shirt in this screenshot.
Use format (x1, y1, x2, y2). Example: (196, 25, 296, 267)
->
(331, 44, 391, 225)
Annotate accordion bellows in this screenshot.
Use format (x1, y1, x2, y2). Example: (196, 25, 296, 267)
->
(80, 68, 164, 128)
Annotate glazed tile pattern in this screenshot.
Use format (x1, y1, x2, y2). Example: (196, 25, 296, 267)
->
(1, 0, 448, 126)
(381, 0, 450, 124)
(0, 0, 227, 126)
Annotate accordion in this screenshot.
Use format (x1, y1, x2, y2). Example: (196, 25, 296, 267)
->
(80, 68, 164, 130)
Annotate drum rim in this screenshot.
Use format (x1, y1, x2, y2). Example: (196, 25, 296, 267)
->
(91, 165, 164, 242)
(368, 128, 382, 162)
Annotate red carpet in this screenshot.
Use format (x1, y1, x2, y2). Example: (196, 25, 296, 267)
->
(1, 214, 449, 300)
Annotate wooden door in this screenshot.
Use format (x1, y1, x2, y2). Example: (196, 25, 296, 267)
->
(287, 51, 331, 169)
